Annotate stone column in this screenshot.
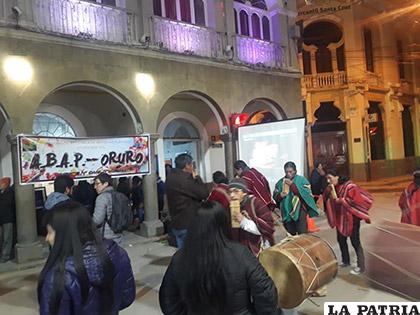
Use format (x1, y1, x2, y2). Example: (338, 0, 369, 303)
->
(221, 132, 236, 180)
(8, 135, 43, 263)
(140, 134, 164, 237)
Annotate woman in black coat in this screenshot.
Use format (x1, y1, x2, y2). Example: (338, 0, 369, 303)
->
(159, 201, 281, 315)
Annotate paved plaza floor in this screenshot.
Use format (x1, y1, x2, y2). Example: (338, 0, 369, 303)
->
(0, 176, 414, 314)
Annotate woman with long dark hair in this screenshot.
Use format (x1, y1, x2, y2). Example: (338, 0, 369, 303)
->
(323, 169, 373, 275)
(37, 201, 135, 315)
(159, 201, 280, 315)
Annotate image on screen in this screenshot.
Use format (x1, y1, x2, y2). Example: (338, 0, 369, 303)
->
(238, 118, 306, 192)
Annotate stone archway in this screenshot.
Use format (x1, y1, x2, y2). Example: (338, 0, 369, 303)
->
(35, 81, 143, 137)
(157, 91, 227, 182)
(242, 98, 287, 122)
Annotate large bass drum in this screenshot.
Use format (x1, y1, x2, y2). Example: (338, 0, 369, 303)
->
(259, 234, 338, 309)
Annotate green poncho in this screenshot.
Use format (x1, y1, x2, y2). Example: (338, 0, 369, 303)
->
(273, 175, 318, 222)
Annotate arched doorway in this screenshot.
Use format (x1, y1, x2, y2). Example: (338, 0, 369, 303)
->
(36, 83, 141, 137)
(242, 98, 286, 122)
(33, 83, 142, 235)
(157, 91, 227, 182)
(311, 101, 349, 175)
(0, 104, 12, 180)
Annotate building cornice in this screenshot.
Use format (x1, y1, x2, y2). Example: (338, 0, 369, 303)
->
(0, 26, 301, 79)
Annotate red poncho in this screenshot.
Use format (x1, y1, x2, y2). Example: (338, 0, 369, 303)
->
(399, 183, 420, 226)
(324, 181, 372, 237)
(242, 168, 276, 211)
(207, 183, 230, 211)
(232, 195, 275, 256)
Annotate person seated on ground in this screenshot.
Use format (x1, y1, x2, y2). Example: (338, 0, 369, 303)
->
(207, 171, 230, 211)
(273, 161, 319, 236)
(159, 201, 281, 315)
(44, 174, 74, 210)
(323, 169, 373, 275)
(399, 167, 420, 226)
(38, 201, 135, 315)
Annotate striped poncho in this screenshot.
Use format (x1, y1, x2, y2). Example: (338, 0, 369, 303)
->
(324, 181, 373, 237)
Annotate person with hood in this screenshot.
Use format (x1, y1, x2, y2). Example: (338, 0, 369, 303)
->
(44, 175, 74, 211)
(38, 201, 135, 315)
(159, 201, 281, 315)
(0, 177, 15, 263)
(399, 167, 420, 226)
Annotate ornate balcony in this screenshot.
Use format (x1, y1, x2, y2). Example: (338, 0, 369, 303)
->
(303, 71, 348, 90)
(234, 35, 285, 69)
(13, 0, 136, 44)
(151, 16, 223, 59)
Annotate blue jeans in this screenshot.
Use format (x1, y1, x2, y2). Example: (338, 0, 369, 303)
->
(172, 228, 187, 249)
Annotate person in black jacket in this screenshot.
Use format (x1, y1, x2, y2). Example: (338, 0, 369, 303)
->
(159, 201, 282, 315)
(0, 177, 15, 263)
(165, 154, 209, 248)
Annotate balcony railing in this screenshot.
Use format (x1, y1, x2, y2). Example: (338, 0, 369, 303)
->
(234, 35, 285, 69)
(303, 71, 348, 90)
(151, 16, 223, 59)
(15, 0, 136, 44)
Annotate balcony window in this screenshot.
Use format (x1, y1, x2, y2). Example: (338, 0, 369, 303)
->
(234, 9, 239, 34)
(165, 0, 177, 20)
(364, 28, 374, 72)
(303, 50, 311, 75)
(251, 14, 261, 39)
(100, 0, 116, 6)
(240, 10, 249, 36)
(336, 45, 346, 71)
(262, 16, 270, 41)
(194, 0, 206, 26)
(180, 0, 191, 23)
(153, 0, 162, 16)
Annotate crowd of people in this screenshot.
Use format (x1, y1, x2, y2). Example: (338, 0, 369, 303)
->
(0, 156, 420, 314)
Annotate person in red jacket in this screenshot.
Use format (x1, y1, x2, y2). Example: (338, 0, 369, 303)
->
(207, 171, 230, 210)
(234, 160, 276, 211)
(399, 167, 420, 226)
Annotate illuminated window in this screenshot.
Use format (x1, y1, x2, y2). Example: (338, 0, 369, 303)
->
(240, 10, 249, 36)
(33, 113, 76, 137)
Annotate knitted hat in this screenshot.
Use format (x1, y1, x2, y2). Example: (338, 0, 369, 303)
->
(229, 178, 248, 192)
(0, 177, 11, 188)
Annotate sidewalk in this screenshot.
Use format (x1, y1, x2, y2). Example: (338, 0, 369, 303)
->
(0, 189, 411, 314)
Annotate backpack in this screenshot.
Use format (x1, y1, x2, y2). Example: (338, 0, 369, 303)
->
(107, 191, 133, 233)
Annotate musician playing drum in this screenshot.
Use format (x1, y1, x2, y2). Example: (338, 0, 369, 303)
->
(228, 178, 275, 256)
(323, 169, 373, 275)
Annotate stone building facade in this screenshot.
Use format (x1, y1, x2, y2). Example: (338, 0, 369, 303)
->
(0, 0, 301, 262)
(297, 0, 420, 180)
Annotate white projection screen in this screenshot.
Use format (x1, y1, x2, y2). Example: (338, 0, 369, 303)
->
(238, 118, 306, 192)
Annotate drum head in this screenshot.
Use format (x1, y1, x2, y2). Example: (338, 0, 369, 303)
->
(259, 248, 306, 309)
